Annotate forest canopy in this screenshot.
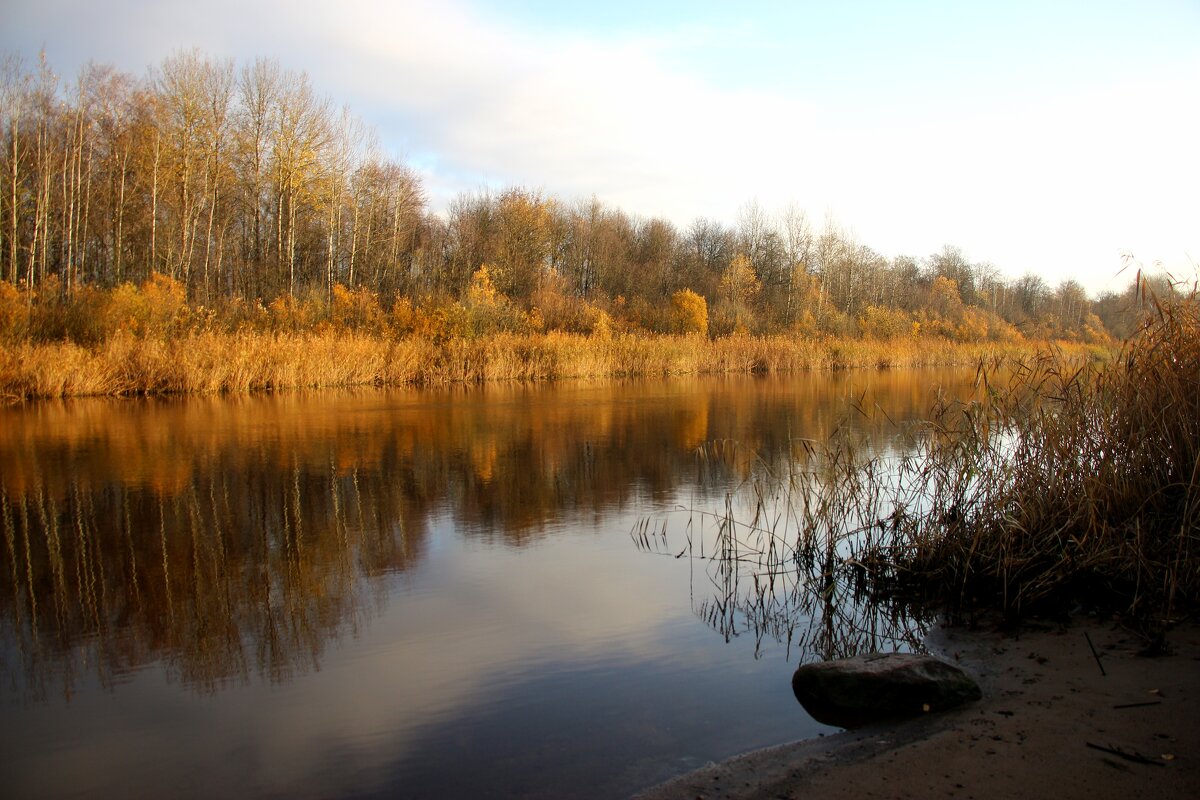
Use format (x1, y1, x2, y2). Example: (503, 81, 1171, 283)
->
(0, 50, 1163, 344)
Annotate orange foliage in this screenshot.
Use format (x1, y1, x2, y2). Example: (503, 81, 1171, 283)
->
(671, 289, 709, 336)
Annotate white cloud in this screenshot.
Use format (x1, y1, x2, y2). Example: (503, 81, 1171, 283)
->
(3, 0, 1197, 293)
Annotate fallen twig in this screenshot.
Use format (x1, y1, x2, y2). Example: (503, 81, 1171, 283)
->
(1085, 742, 1165, 767)
(1084, 632, 1107, 676)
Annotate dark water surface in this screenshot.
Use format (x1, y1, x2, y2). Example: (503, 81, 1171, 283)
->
(0, 370, 975, 799)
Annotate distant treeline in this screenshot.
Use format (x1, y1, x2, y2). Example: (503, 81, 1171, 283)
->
(0, 50, 1163, 344)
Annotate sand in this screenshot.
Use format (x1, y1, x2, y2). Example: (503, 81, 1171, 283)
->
(635, 617, 1200, 800)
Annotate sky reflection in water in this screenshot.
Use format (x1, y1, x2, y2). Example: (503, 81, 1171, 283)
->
(0, 371, 976, 799)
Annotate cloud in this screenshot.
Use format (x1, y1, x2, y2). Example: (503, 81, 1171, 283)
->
(295, 1, 832, 218)
(3, 0, 1198, 292)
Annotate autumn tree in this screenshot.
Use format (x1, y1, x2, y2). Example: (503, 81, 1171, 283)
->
(778, 204, 813, 325)
(670, 288, 708, 335)
(1, 55, 32, 283)
(488, 188, 555, 301)
(271, 67, 332, 295)
(679, 216, 731, 299)
(632, 216, 677, 300)
(928, 245, 977, 306)
(0, 50, 1129, 345)
(714, 254, 761, 334)
(232, 57, 279, 294)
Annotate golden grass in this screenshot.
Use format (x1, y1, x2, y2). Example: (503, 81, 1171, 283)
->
(660, 287, 1197, 627)
(845, 288, 1199, 620)
(0, 330, 1081, 399)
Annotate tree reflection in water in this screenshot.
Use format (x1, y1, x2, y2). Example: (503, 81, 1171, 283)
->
(0, 372, 973, 701)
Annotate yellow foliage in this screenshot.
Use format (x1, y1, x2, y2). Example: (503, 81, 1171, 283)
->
(929, 276, 964, 320)
(1080, 312, 1112, 346)
(670, 289, 709, 336)
(0, 281, 29, 342)
(525, 306, 546, 333)
(331, 284, 387, 333)
(713, 255, 762, 335)
(103, 273, 189, 338)
(489, 190, 557, 298)
(719, 255, 761, 307)
(390, 297, 420, 336)
(528, 271, 612, 336)
(467, 265, 501, 307)
(953, 307, 991, 342)
(858, 305, 912, 340)
(420, 301, 471, 342)
(464, 265, 527, 336)
(590, 309, 613, 339)
(268, 294, 304, 330)
(790, 309, 819, 337)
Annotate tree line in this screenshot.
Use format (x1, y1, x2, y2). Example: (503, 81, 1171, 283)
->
(0, 50, 1147, 343)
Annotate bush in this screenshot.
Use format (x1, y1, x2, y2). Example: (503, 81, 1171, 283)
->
(529, 273, 615, 336)
(671, 289, 709, 336)
(465, 266, 528, 336)
(268, 289, 328, 332)
(0, 281, 29, 343)
(858, 305, 911, 340)
(102, 273, 190, 338)
(331, 284, 388, 333)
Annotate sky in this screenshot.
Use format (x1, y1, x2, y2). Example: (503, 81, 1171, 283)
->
(3, 0, 1198, 295)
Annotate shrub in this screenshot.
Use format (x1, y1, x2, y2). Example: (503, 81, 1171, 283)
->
(268, 289, 327, 332)
(0, 281, 29, 343)
(465, 265, 528, 335)
(529, 273, 614, 336)
(98, 272, 191, 339)
(331, 283, 388, 333)
(671, 289, 709, 336)
(390, 296, 420, 337)
(858, 305, 911, 340)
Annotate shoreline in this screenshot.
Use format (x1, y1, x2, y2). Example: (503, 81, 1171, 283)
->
(1, 330, 1092, 400)
(635, 617, 1200, 799)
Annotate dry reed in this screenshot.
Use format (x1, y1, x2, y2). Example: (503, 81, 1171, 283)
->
(869, 284, 1200, 620)
(642, 284, 1196, 636)
(0, 330, 1072, 400)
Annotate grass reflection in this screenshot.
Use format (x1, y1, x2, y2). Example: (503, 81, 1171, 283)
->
(0, 371, 974, 699)
(635, 436, 931, 664)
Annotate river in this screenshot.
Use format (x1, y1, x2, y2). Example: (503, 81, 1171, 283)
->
(0, 369, 977, 799)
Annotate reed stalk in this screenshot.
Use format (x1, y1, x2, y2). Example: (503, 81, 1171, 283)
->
(648, 284, 1197, 637)
(0, 330, 1079, 400)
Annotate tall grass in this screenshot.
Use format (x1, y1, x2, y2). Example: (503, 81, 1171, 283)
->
(647, 284, 1197, 632)
(867, 284, 1200, 619)
(0, 330, 1064, 400)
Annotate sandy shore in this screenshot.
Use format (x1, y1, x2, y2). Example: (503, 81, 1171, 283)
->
(636, 617, 1200, 800)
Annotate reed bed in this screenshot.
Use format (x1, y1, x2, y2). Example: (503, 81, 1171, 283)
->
(638, 286, 1197, 638)
(867, 286, 1200, 620)
(0, 329, 1071, 400)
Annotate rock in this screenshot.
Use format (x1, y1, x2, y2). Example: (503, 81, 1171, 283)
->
(792, 652, 981, 728)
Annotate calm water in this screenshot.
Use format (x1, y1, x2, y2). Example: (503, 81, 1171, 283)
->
(0, 370, 975, 799)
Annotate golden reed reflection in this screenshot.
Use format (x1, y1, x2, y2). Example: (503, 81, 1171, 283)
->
(0, 370, 975, 698)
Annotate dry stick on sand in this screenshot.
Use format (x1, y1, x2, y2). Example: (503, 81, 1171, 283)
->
(1084, 742, 1166, 767)
(1084, 631, 1106, 676)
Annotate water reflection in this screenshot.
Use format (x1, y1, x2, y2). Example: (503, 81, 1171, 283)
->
(635, 499, 930, 669)
(0, 371, 976, 799)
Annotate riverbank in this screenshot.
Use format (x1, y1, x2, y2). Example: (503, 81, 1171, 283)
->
(0, 330, 1069, 399)
(636, 617, 1200, 800)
